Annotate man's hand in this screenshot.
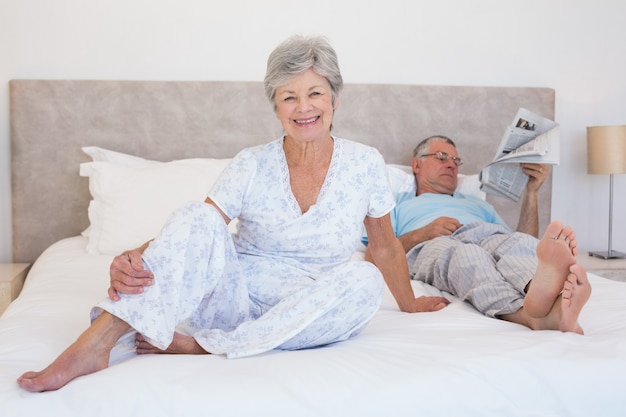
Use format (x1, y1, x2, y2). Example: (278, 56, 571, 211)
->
(521, 163, 549, 192)
(421, 217, 462, 240)
(516, 163, 548, 237)
(399, 216, 462, 252)
(108, 250, 154, 301)
(403, 295, 450, 313)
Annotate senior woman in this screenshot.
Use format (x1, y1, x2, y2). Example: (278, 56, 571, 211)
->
(18, 35, 448, 392)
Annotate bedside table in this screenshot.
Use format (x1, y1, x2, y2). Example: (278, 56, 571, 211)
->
(0, 263, 31, 316)
(576, 253, 626, 282)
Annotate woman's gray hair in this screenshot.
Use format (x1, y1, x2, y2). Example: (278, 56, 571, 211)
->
(413, 135, 457, 158)
(264, 35, 343, 108)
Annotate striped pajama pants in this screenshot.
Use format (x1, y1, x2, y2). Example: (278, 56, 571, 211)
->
(407, 222, 538, 317)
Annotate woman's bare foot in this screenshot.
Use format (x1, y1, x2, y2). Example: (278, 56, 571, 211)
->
(524, 220, 577, 318)
(135, 332, 209, 355)
(17, 313, 130, 392)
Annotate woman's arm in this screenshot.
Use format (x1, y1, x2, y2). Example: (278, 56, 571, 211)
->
(364, 214, 449, 313)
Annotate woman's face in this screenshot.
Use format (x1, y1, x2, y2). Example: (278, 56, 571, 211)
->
(274, 68, 336, 144)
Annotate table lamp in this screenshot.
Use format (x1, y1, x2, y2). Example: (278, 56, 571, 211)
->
(587, 125, 626, 259)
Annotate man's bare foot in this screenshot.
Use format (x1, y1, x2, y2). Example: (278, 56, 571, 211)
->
(529, 264, 591, 333)
(524, 220, 577, 318)
(557, 264, 591, 333)
(500, 264, 591, 333)
(135, 332, 209, 355)
(17, 313, 129, 392)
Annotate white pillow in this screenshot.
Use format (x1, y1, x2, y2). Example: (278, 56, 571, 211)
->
(80, 147, 160, 238)
(386, 164, 485, 200)
(456, 174, 486, 200)
(80, 147, 483, 255)
(82, 146, 159, 167)
(80, 148, 232, 255)
(387, 164, 417, 194)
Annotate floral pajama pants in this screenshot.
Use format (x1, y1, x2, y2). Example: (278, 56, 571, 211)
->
(93, 202, 384, 358)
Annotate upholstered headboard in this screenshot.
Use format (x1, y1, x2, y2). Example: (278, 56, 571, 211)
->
(10, 80, 555, 262)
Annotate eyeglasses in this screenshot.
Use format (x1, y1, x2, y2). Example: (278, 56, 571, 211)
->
(418, 151, 464, 167)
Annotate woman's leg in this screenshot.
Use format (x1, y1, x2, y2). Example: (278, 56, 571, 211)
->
(276, 261, 384, 351)
(18, 202, 250, 391)
(94, 201, 250, 351)
(17, 312, 130, 392)
(192, 261, 384, 358)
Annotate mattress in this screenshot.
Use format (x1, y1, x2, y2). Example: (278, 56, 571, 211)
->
(1, 236, 626, 416)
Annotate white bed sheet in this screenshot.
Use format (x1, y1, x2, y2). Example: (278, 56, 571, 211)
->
(1, 236, 626, 416)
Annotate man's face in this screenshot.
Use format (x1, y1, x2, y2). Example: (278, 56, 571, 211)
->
(412, 141, 460, 196)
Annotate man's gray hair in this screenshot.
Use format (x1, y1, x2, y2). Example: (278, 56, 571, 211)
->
(264, 35, 343, 109)
(413, 135, 457, 158)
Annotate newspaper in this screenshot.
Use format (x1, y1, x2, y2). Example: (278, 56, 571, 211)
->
(479, 107, 559, 202)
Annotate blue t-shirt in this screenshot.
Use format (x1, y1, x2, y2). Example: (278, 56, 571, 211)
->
(362, 192, 510, 244)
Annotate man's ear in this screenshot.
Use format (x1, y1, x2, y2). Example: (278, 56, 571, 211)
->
(411, 157, 421, 195)
(411, 156, 420, 175)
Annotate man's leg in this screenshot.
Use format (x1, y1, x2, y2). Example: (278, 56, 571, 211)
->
(500, 263, 590, 333)
(410, 224, 533, 318)
(492, 221, 590, 333)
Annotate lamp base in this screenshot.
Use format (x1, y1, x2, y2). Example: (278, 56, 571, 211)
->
(588, 250, 626, 259)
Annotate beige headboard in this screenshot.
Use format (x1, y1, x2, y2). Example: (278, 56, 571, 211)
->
(10, 80, 555, 262)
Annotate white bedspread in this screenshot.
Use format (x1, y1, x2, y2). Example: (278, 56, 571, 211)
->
(1, 236, 626, 416)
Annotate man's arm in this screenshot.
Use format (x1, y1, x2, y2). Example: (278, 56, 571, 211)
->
(516, 163, 549, 237)
(364, 214, 448, 313)
(397, 217, 462, 253)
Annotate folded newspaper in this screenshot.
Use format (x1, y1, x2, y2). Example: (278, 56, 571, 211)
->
(479, 107, 559, 202)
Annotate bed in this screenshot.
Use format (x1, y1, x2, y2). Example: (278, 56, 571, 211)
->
(3, 80, 626, 416)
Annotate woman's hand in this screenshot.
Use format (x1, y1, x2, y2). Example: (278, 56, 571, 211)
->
(108, 250, 154, 301)
(364, 214, 450, 314)
(403, 295, 450, 313)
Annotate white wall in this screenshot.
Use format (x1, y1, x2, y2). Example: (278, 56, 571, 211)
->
(1, 0, 625, 261)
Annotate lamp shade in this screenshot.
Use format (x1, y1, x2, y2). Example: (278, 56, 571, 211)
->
(587, 125, 626, 174)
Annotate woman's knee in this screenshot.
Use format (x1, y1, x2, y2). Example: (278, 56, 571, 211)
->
(174, 201, 223, 222)
(348, 262, 385, 299)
